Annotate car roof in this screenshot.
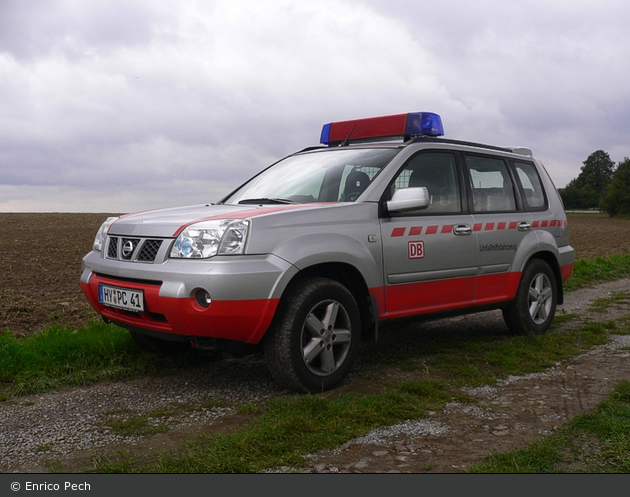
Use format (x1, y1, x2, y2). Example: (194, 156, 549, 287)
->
(296, 137, 533, 157)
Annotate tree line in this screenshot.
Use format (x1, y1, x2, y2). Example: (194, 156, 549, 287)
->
(558, 150, 630, 217)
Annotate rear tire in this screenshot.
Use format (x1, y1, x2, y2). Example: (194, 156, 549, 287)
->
(502, 259, 557, 335)
(264, 277, 361, 393)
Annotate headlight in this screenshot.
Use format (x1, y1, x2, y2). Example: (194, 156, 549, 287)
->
(93, 217, 119, 252)
(170, 219, 250, 259)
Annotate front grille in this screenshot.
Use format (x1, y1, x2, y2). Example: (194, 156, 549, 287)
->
(138, 240, 163, 261)
(107, 237, 119, 259)
(105, 236, 165, 263)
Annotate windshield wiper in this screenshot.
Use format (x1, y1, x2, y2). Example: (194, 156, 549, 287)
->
(238, 198, 297, 205)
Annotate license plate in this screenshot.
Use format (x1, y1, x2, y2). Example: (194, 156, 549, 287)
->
(98, 284, 145, 312)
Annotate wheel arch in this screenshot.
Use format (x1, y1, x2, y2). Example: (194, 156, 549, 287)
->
(277, 262, 377, 342)
(522, 250, 564, 305)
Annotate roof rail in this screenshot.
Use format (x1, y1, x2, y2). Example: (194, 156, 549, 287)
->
(507, 146, 533, 156)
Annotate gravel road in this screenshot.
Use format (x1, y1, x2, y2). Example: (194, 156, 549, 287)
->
(2, 279, 629, 473)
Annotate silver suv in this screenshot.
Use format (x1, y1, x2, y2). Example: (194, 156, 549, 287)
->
(81, 112, 574, 393)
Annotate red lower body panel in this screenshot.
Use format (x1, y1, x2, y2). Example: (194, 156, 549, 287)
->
(81, 275, 279, 344)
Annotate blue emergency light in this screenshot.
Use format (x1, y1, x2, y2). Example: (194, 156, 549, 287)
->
(320, 112, 444, 146)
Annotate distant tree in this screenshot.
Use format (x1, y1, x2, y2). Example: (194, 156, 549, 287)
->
(577, 150, 616, 195)
(560, 182, 598, 210)
(560, 150, 616, 210)
(601, 157, 630, 217)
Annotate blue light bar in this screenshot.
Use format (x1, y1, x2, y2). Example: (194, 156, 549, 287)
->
(405, 112, 444, 138)
(320, 112, 444, 145)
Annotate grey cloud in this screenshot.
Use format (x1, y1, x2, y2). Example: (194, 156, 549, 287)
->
(0, 0, 158, 61)
(1, 0, 629, 212)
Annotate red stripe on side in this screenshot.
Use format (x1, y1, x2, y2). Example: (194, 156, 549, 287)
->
(475, 272, 521, 305)
(391, 227, 406, 237)
(384, 276, 476, 319)
(381, 272, 523, 320)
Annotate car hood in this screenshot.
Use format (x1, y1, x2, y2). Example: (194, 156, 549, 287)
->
(108, 202, 338, 237)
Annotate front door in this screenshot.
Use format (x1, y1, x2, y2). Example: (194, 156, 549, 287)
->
(380, 151, 477, 319)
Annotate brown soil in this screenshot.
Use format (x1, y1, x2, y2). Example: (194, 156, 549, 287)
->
(2, 212, 628, 337)
(1, 212, 630, 473)
(0, 213, 119, 336)
(564, 213, 630, 259)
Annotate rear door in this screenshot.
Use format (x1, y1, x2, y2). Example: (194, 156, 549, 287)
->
(380, 151, 477, 319)
(463, 153, 533, 305)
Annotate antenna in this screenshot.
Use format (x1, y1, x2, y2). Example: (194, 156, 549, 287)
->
(339, 124, 357, 147)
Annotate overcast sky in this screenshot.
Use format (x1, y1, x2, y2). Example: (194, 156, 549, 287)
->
(1, 0, 629, 213)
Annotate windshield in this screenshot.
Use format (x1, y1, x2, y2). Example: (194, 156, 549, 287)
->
(222, 148, 399, 205)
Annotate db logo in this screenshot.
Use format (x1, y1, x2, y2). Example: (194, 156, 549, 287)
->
(408, 240, 425, 259)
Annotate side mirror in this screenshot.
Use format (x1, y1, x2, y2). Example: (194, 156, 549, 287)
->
(386, 187, 430, 213)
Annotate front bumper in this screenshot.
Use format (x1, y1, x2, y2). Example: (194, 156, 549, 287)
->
(80, 251, 296, 344)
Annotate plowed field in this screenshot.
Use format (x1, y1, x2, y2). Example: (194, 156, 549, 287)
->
(0, 212, 629, 336)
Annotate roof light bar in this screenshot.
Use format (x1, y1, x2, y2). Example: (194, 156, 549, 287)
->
(320, 112, 444, 146)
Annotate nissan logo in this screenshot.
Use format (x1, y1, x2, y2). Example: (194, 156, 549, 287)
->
(122, 240, 135, 259)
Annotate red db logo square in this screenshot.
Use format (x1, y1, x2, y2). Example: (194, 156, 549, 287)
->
(408, 240, 424, 259)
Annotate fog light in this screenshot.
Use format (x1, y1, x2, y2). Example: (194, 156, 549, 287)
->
(194, 289, 212, 308)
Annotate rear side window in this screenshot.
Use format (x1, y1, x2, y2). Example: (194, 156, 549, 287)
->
(514, 161, 547, 210)
(465, 155, 516, 212)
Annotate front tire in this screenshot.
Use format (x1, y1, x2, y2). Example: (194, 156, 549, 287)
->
(502, 259, 557, 335)
(264, 277, 361, 393)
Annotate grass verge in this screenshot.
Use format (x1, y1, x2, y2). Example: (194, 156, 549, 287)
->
(0, 321, 205, 397)
(564, 254, 630, 292)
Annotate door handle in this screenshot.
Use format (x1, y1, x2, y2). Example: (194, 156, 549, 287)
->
(517, 221, 532, 231)
(454, 224, 472, 236)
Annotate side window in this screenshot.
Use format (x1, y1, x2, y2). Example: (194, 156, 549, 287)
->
(514, 161, 547, 210)
(391, 152, 461, 213)
(465, 155, 516, 212)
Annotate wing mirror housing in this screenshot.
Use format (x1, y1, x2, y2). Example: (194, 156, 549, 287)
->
(386, 187, 430, 213)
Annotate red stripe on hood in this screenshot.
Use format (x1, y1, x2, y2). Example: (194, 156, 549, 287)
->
(172, 203, 336, 236)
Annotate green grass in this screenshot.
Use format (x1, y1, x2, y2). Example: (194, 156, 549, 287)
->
(564, 254, 630, 292)
(379, 321, 610, 388)
(469, 381, 630, 473)
(0, 321, 204, 396)
(107, 413, 170, 437)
